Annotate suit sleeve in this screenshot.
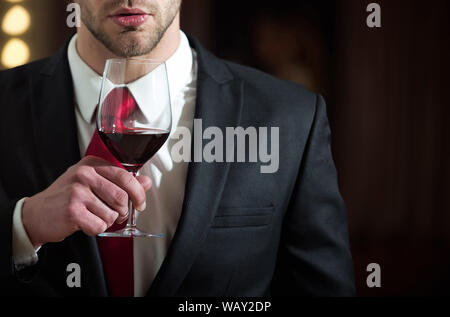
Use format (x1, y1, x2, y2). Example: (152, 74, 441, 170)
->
(0, 182, 19, 281)
(0, 183, 41, 293)
(272, 95, 356, 296)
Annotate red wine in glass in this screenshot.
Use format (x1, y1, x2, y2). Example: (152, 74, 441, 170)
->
(99, 127, 170, 173)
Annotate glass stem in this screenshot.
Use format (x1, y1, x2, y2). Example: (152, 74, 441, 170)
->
(126, 171, 138, 230)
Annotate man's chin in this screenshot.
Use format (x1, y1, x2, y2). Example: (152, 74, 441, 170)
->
(96, 23, 160, 57)
(108, 42, 152, 58)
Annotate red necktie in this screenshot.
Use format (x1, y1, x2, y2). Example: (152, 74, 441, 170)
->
(85, 87, 136, 297)
(100, 86, 136, 131)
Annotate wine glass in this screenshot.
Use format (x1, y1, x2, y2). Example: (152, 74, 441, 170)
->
(96, 58, 171, 238)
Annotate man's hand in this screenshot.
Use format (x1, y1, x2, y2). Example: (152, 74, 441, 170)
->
(21, 156, 152, 248)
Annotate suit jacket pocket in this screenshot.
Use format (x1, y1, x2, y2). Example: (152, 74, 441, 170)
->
(211, 206, 274, 228)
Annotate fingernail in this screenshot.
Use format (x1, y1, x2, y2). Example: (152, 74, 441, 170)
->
(137, 201, 146, 212)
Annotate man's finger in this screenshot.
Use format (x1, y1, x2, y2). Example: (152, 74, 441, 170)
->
(136, 175, 152, 191)
(93, 165, 147, 211)
(84, 191, 119, 228)
(71, 205, 107, 236)
(88, 172, 129, 217)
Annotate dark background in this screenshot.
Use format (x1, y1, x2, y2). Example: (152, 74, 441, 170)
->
(1, 0, 449, 296)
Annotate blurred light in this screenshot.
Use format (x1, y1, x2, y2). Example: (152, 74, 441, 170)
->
(1, 39, 30, 68)
(6, 0, 25, 3)
(2, 5, 31, 35)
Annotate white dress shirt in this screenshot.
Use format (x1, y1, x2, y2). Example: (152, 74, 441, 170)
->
(12, 31, 198, 296)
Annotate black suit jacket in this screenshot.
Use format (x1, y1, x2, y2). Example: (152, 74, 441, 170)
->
(0, 36, 355, 296)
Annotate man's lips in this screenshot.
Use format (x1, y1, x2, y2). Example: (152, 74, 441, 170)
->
(109, 8, 151, 28)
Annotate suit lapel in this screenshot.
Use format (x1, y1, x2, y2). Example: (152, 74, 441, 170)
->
(148, 38, 244, 296)
(30, 43, 80, 184)
(29, 40, 107, 296)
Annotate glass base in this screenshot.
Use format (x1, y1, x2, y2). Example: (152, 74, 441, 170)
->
(98, 227, 163, 238)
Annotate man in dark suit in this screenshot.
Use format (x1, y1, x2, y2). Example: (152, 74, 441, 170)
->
(0, 0, 355, 296)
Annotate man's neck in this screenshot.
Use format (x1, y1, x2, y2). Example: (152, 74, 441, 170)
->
(76, 14, 181, 75)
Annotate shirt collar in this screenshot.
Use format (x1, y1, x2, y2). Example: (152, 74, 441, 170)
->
(67, 31, 194, 124)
